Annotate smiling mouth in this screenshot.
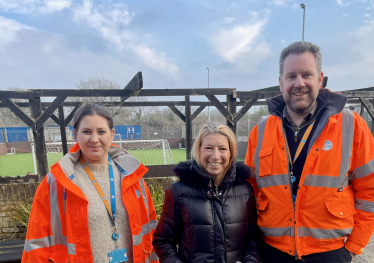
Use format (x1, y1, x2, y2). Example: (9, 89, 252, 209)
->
(293, 92, 308, 96)
(209, 162, 221, 166)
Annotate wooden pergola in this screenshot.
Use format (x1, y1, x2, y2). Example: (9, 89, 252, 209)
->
(1, 72, 373, 181)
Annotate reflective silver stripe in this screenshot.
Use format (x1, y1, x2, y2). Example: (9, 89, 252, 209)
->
(24, 236, 51, 252)
(24, 237, 76, 255)
(151, 251, 159, 261)
(303, 110, 354, 188)
(133, 223, 153, 246)
(298, 227, 352, 239)
(139, 179, 149, 212)
(46, 173, 76, 255)
(259, 226, 295, 237)
(355, 199, 374, 213)
(351, 159, 374, 180)
(257, 173, 289, 189)
(303, 174, 349, 188)
(150, 220, 158, 230)
(340, 109, 354, 178)
(254, 118, 269, 189)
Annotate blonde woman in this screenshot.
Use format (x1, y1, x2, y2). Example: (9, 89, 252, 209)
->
(153, 122, 260, 263)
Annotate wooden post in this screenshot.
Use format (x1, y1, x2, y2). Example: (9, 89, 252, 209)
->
(226, 95, 236, 134)
(185, 96, 191, 160)
(58, 105, 68, 155)
(29, 97, 49, 181)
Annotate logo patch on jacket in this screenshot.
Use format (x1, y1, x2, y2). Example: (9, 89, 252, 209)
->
(135, 190, 141, 198)
(322, 140, 333, 151)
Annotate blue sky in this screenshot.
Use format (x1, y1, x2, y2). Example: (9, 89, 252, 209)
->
(0, 0, 373, 96)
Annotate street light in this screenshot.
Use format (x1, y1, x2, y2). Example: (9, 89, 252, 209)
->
(300, 3, 305, 41)
(206, 67, 210, 122)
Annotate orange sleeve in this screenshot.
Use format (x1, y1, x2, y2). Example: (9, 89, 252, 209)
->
(245, 125, 259, 198)
(345, 113, 374, 255)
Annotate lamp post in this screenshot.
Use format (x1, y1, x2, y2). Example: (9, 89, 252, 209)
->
(300, 3, 305, 41)
(206, 67, 210, 122)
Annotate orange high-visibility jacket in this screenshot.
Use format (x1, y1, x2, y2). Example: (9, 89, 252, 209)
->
(22, 143, 159, 263)
(245, 89, 374, 258)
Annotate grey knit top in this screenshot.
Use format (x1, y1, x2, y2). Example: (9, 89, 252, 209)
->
(73, 161, 133, 263)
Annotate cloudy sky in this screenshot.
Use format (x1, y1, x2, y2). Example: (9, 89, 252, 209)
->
(0, 0, 373, 97)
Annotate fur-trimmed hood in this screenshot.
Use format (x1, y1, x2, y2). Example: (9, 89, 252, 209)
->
(173, 160, 253, 189)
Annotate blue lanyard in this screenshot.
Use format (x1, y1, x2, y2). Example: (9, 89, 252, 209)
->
(108, 156, 116, 221)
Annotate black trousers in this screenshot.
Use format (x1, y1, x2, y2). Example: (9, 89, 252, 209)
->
(260, 241, 353, 263)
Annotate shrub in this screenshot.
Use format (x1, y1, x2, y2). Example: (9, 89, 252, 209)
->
(149, 184, 165, 221)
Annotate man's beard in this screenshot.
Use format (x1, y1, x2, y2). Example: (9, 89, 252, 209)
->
(285, 88, 317, 114)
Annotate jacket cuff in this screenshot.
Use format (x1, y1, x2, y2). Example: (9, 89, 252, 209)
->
(345, 239, 365, 255)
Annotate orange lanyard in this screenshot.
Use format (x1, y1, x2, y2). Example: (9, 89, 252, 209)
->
(284, 120, 315, 184)
(79, 156, 114, 221)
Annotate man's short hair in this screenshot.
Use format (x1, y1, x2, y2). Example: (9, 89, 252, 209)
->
(279, 41, 322, 76)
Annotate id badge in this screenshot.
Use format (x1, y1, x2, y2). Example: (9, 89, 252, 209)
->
(109, 248, 128, 263)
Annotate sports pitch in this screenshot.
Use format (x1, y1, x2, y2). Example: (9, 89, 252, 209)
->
(0, 149, 187, 177)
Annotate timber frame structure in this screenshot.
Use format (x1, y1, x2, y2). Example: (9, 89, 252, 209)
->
(1, 72, 374, 181)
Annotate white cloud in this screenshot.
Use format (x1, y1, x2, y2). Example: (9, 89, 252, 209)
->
(337, 0, 350, 7)
(72, 0, 180, 78)
(342, 13, 350, 16)
(212, 10, 271, 73)
(364, 13, 371, 17)
(0, 16, 34, 46)
(267, 0, 294, 7)
(281, 39, 286, 43)
(223, 17, 236, 24)
(0, 0, 72, 14)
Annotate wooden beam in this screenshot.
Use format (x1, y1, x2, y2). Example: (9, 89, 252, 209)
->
(0, 98, 36, 131)
(121, 71, 143, 102)
(64, 105, 80, 127)
(359, 98, 374, 119)
(191, 106, 206, 121)
(168, 106, 185, 122)
(29, 97, 49, 181)
(50, 114, 60, 125)
(206, 95, 234, 125)
(237, 91, 282, 99)
(341, 91, 374, 98)
(36, 96, 67, 130)
(0, 90, 34, 99)
(226, 95, 236, 133)
(185, 96, 191, 160)
(33, 88, 236, 97)
(58, 105, 68, 155)
(234, 98, 258, 123)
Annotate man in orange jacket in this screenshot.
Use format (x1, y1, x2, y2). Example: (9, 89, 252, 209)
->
(245, 41, 374, 262)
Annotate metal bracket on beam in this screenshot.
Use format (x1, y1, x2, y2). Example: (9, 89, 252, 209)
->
(206, 95, 234, 125)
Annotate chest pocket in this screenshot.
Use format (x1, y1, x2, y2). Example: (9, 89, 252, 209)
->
(258, 145, 273, 177)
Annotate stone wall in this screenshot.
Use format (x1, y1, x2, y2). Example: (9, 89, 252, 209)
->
(0, 183, 38, 242)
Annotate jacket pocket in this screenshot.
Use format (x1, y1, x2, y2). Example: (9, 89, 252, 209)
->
(257, 199, 269, 211)
(325, 199, 357, 218)
(258, 145, 273, 177)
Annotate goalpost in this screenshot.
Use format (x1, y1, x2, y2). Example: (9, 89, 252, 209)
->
(31, 139, 174, 174)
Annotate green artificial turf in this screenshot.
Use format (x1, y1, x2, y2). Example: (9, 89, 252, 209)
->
(0, 149, 187, 177)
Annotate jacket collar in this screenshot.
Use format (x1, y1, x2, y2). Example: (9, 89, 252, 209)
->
(173, 160, 252, 190)
(267, 88, 347, 117)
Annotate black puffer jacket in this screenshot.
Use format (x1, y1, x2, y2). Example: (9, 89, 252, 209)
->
(153, 160, 261, 263)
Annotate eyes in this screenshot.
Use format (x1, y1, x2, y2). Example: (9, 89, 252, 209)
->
(204, 146, 228, 151)
(82, 130, 107, 134)
(286, 73, 312, 80)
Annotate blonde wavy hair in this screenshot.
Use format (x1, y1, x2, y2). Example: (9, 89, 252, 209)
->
(191, 122, 237, 176)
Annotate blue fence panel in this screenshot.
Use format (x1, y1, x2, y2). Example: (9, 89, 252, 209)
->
(114, 125, 141, 140)
(0, 128, 5, 143)
(6, 127, 29, 142)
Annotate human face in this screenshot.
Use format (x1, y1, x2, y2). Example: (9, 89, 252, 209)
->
(75, 115, 114, 165)
(200, 133, 231, 186)
(279, 52, 323, 115)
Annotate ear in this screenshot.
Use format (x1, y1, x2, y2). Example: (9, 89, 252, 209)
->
(318, 71, 324, 87)
(279, 76, 284, 93)
(73, 129, 77, 140)
(111, 128, 115, 141)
